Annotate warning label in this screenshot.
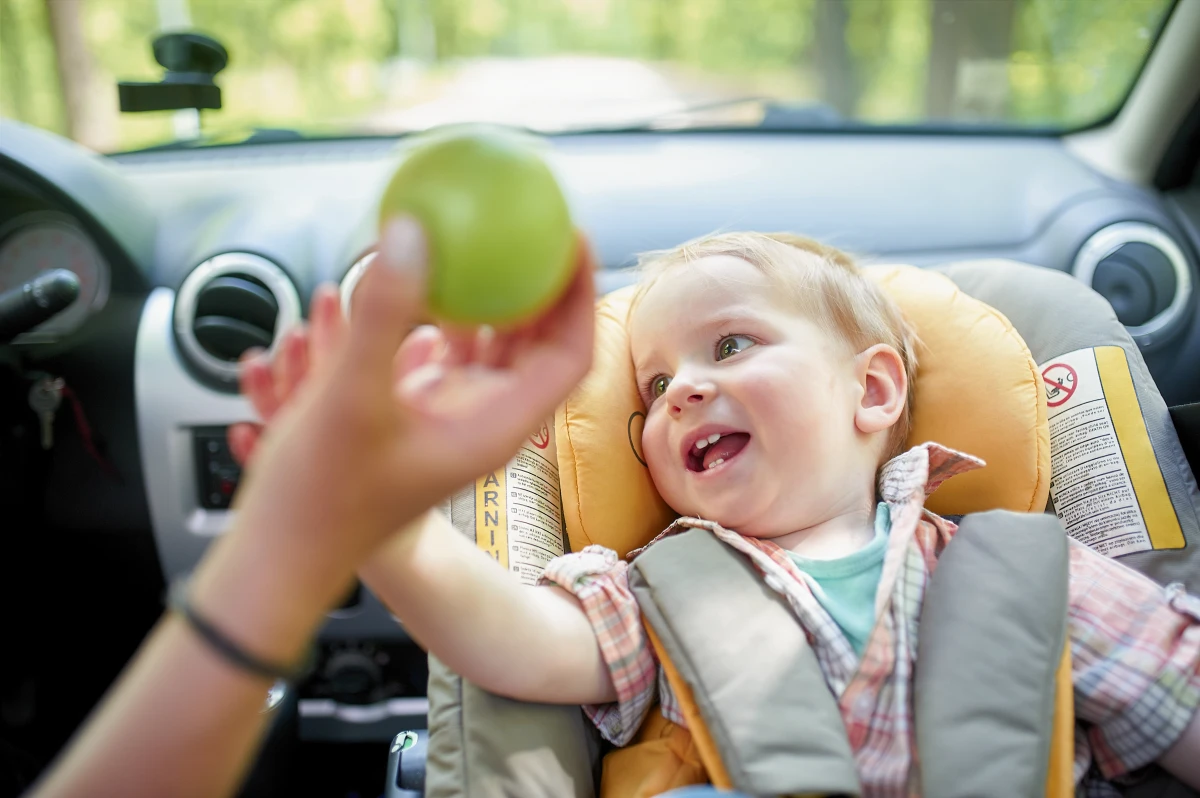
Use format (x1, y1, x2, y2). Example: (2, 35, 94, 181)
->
(442, 422, 566, 585)
(1042, 347, 1184, 557)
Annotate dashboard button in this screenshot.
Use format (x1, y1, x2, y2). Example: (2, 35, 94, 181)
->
(193, 426, 241, 509)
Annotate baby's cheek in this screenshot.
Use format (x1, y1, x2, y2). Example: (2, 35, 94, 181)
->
(644, 462, 684, 514)
(755, 366, 839, 421)
(743, 377, 812, 427)
(641, 424, 687, 506)
(640, 420, 667, 471)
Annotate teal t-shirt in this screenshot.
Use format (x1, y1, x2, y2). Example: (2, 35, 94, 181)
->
(784, 503, 890, 656)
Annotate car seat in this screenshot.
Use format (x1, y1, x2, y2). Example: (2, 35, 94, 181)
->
(382, 259, 1200, 798)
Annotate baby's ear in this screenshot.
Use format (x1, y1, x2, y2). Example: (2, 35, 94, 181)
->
(854, 344, 906, 436)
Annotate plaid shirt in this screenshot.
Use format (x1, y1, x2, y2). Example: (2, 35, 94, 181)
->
(540, 442, 1200, 796)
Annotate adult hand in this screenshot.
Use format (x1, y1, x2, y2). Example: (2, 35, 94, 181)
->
(228, 217, 596, 570)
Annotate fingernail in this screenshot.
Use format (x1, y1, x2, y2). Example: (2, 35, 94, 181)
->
(381, 215, 427, 276)
(409, 324, 447, 360)
(398, 362, 444, 404)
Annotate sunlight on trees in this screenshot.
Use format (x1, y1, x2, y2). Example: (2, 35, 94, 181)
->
(0, 0, 1173, 152)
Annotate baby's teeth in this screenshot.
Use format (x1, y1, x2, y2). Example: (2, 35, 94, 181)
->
(707, 433, 721, 444)
(707, 458, 725, 470)
(696, 438, 709, 449)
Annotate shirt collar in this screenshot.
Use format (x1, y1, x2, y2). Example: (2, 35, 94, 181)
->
(877, 441, 986, 505)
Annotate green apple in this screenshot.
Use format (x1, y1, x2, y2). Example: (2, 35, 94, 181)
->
(378, 125, 577, 326)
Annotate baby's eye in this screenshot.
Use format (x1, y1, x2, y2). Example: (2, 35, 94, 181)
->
(716, 335, 755, 361)
(651, 375, 672, 398)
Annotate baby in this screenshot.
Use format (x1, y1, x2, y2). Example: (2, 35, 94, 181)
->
(239, 230, 1200, 794)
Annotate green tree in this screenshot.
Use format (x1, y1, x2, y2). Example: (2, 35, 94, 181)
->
(0, 0, 1176, 151)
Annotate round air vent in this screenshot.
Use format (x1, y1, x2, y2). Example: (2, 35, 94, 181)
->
(339, 250, 376, 319)
(1073, 222, 1193, 346)
(174, 253, 301, 385)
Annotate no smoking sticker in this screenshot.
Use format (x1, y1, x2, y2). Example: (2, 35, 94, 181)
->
(529, 423, 551, 450)
(1042, 362, 1077, 408)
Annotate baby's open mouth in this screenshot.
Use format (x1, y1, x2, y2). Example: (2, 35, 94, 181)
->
(686, 432, 751, 472)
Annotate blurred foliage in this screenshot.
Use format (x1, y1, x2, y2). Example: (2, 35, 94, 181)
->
(0, 0, 1175, 152)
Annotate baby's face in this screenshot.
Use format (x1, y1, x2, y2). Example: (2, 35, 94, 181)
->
(631, 255, 868, 538)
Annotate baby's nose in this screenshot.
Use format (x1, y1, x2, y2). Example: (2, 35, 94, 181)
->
(669, 392, 704, 415)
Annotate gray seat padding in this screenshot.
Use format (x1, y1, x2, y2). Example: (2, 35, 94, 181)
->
(629, 528, 861, 796)
(422, 654, 601, 798)
(938, 261, 1200, 592)
(915, 510, 1069, 798)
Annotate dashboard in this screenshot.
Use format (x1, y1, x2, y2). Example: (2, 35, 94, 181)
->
(0, 212, 110, 342)
(2, 118, 1198, 747)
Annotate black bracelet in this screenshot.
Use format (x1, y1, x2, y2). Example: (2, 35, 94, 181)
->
(167, 578, 315, 684)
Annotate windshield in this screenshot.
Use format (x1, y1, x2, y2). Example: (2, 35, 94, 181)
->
(0, 0, 1176, 153)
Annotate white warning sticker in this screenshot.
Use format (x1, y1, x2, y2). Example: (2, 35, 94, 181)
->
(1042, 348, 1151, 556)
(440, 421, 567, 584)
(469, 422, 566, 585)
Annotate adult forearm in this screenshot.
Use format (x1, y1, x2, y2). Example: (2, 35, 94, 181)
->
(360, 512, 616, 704)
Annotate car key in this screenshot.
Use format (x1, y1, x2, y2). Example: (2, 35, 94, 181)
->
(28, 376, 64, 450)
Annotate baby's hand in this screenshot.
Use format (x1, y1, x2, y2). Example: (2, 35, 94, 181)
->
(227, 216, 595, 567)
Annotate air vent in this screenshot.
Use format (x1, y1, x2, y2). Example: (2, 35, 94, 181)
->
(339, 250, 376, 318)
(174, 253, 301, 385)
(1073, 223, 1193, 347)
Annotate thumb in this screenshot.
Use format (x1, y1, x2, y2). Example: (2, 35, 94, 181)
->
(344, 215, 429, 377)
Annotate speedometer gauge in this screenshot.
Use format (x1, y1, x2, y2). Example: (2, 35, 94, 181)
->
(0, 213, 111, 342)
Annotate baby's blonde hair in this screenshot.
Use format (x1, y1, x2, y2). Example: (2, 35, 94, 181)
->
(632, 231, 919, 460)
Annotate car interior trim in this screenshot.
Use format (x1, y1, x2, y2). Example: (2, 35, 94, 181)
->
(173, 252, 301, 382)
(1067, 0, 1200, 185)
(1072, 221, 1193, 345)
